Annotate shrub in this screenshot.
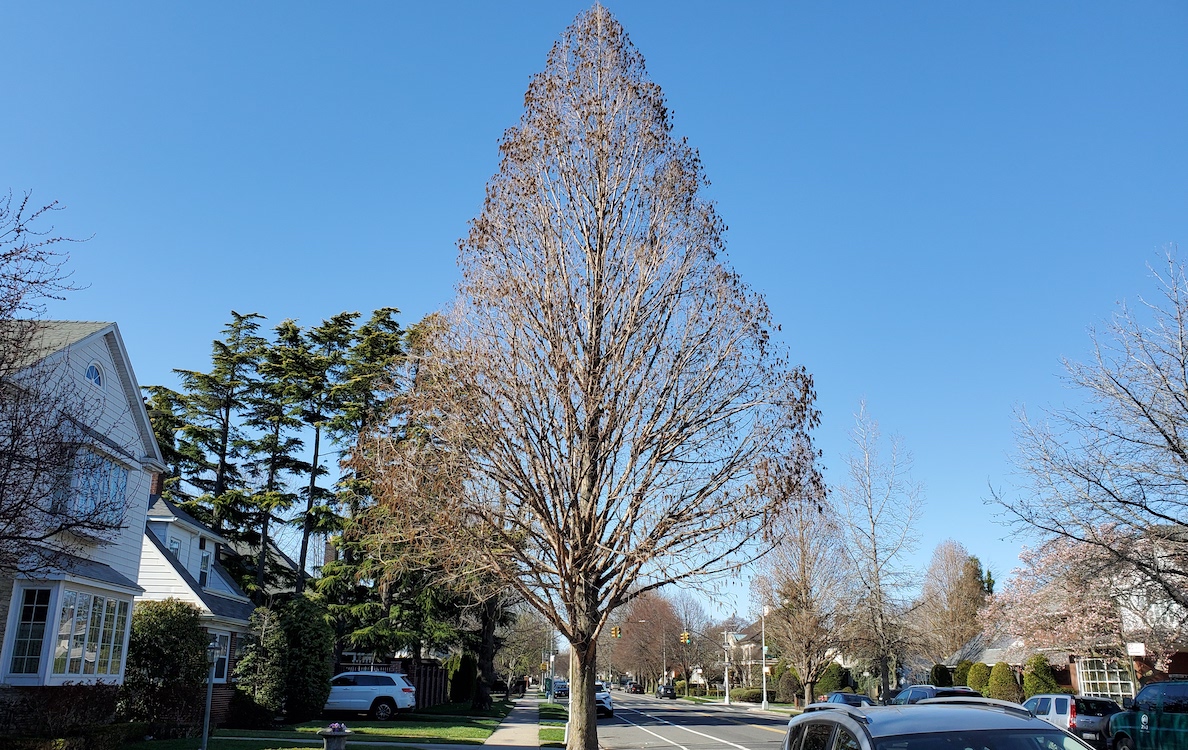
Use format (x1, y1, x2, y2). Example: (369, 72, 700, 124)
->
(280, 595, 335, 722)
(776, 669, 802, 704)
(4, 683, 120, 737)
(449, 653, 479, 703)
(966, 663, 992, 693)
(929, 664, 953, 687)
(120, 599, 209, 729)
(772, 658, 787, 683)
(816, 663, 849, 695)
(224, 688, 277, 729)
(729, 687, 764, 702)
(233, 607, 286, 714)
(986, 662, 1023, 703)
(674, 680, 687, 695)
(953, 660, 974, 687)
(1022, 654, 1062, 698)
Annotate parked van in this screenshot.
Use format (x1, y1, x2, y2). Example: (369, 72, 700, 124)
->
(1022, 693, 1120, 748)
(1110, 681, 1188, 750)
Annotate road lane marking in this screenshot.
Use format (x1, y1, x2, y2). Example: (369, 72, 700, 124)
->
(613, 712, 690, 750)
(622, 708, 752, 750)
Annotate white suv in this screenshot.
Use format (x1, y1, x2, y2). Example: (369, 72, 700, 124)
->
(324, 671, 416, 720)
(595, 681, 614, 718)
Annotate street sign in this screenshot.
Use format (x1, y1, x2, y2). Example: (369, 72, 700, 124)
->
(540, 662, 548, 672)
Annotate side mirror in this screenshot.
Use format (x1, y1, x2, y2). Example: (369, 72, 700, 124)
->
(1122, 697, 1135, 710)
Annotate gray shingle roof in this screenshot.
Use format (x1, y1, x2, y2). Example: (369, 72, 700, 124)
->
(57, 551, 143, 592)
(3, 320, 112, 368)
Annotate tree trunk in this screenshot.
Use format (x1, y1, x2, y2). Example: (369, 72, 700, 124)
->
(804, 680, 814, 706)
(473, 597, 498, 711)
(879, 655, 890, 705)
(296, 424, 321, 593)
(568, 637, 599, 750)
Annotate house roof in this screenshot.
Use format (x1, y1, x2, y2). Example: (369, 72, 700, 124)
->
(3, 320, 111, 369)
(147, 496, 229, 544)
(144, 529, 256, 623)
(55, 550, 143, 594)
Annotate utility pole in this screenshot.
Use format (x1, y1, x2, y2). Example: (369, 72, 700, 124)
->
(760, 607, 769, 710)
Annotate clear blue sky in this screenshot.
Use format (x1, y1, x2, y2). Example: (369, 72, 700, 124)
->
(7, 2, 1187, 614)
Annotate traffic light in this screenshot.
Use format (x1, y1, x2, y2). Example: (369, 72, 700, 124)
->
(611, 626, 621, 638)
(680, 631, 690, 644)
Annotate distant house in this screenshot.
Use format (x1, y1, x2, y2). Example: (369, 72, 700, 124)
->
(0, 321, 166, 687)
(138, 495, 255, 721)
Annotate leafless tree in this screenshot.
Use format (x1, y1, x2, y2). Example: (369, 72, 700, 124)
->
(614, 592, 681, 687)
(669, 590, 715, 694)
(752, 488, 848, 705)
(836, 403, 923, 702)
(361, 9, 819, 749)
(995, 248, 1188, 611)
(495, 605, 553, 691)
(914, 540, 989, 664)
(0, 191, 130, 574)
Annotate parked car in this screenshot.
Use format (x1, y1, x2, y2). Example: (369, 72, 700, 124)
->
(1023, 693, 1119, 749)
(595, 681, 615, 717)
(656, 683, 677, 699)
(825, 691, 876, 707)
(890, 684, 983, 705)
(1111, 681, 1188, 750)
(784, 698, 1089, 750)
(324, 671, 416, 720)
(627, 681, 644, 694)
(553, 680, 570, 699)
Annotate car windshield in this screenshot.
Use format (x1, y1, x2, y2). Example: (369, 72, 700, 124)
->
(876, 729, 1092, 750)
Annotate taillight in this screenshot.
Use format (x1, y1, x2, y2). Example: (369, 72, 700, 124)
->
(1069, 701, 1077, 731)
(403, 687, 415, 692)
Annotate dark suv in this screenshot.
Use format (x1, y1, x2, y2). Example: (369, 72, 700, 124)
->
(1111, 681, 1188, 750)
(784, 698, 1086, 750)
(825, 691, 876, 707)
(656, 683, 676, 699)
(890, 684, 982, 705)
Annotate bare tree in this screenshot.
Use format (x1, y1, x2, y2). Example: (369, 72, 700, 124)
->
(362, 9, 818, 749)
(669, 590, 715, 694)
(616, 592, 681, 687)
(752, 495, 848, 706)
(836, 403, 923, 702)
(914, 540, 990, 664)
(995, 248, 1188, 612)
(0, 191, 132, 573)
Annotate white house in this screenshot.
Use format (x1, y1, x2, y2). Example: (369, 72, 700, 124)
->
(137, 495, 256, 689)
(0, 321, 166, 687)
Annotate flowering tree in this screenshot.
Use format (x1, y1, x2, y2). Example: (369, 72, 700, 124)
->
(980, 538, 1122, 655)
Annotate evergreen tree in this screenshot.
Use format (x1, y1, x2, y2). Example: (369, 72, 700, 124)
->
(986, 662, 1023, 702)
(142, 384, 207, 502)
(967, 662, 992, 693)
(172, 312, 267, 531)
(234, 606, 288, 714)
(1022, 654, 1062, 697)
(930, 663, 953, 687)
(263, 314, 357, 593)
(954, 659, 974, 687)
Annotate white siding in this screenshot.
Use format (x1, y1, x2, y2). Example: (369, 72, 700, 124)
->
(136, 538, 205, 610)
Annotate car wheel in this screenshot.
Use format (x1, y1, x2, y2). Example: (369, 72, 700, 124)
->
(371, 698, 397, 721)
(1114, 736, 1134, 750)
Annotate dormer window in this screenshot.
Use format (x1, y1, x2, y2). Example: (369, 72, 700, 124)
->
(85, 362, 103, 389)
(200, 550, 211, 587)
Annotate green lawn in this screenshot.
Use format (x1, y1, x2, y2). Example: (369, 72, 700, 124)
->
(127, 741, 313, 750)
(539, 701, 566, 748)
(214, 718, 499, 743)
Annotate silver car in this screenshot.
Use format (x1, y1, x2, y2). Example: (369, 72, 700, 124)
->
(1023, 693, 1119, 748)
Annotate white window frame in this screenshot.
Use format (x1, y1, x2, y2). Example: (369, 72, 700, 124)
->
(50, 587, 132, 680)
(6, 587, 53, 678)
(209, 630, 231, 683)
(1076, 656, 1135, 704)
(84, 361, 104, 390)
(68, 450, 129, 527)
(168, 537, 181, 558)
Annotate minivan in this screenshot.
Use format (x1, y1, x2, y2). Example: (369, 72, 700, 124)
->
(1110, 681, 1188, 750)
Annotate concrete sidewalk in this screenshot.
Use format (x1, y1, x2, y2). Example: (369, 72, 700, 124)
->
(483, 696, 541, 749)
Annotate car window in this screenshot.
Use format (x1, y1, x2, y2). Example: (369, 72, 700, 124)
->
(1076, 698, 1119, 716)
(1164, 684, 1188, 714)
(1136, 684, 1162, 713)
(834, 728, 860, 750)
(909, 689, 927, 703)
(1054, 697, 1068, 715)
(801, 722, 834, 750)
(1023, 698, 1039, 713)
(1036, 697, 1052, 715)
(786, 724, 805, 750)
(331, 675, 357, 687)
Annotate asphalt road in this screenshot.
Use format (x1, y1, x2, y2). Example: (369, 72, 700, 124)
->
(595, 692, 791, 750)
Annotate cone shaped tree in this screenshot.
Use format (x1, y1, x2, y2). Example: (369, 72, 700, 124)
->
(364, 8, 819, 749)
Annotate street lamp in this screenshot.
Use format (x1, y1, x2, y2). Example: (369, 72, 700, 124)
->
(761, 606, 769, 711)
(200, 638, 220, 750)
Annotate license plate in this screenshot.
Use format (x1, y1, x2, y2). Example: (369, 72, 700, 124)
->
(1082, 733, 1098, 740)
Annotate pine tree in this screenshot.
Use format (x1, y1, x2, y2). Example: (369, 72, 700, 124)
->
(172, 312, 267, 531)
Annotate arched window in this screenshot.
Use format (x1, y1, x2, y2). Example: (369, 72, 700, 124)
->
(85, 363, 103, 388)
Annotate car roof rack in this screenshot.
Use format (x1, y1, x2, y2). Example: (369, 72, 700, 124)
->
(917, 697, 1034, 717)
(804, 703, 871, 724)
